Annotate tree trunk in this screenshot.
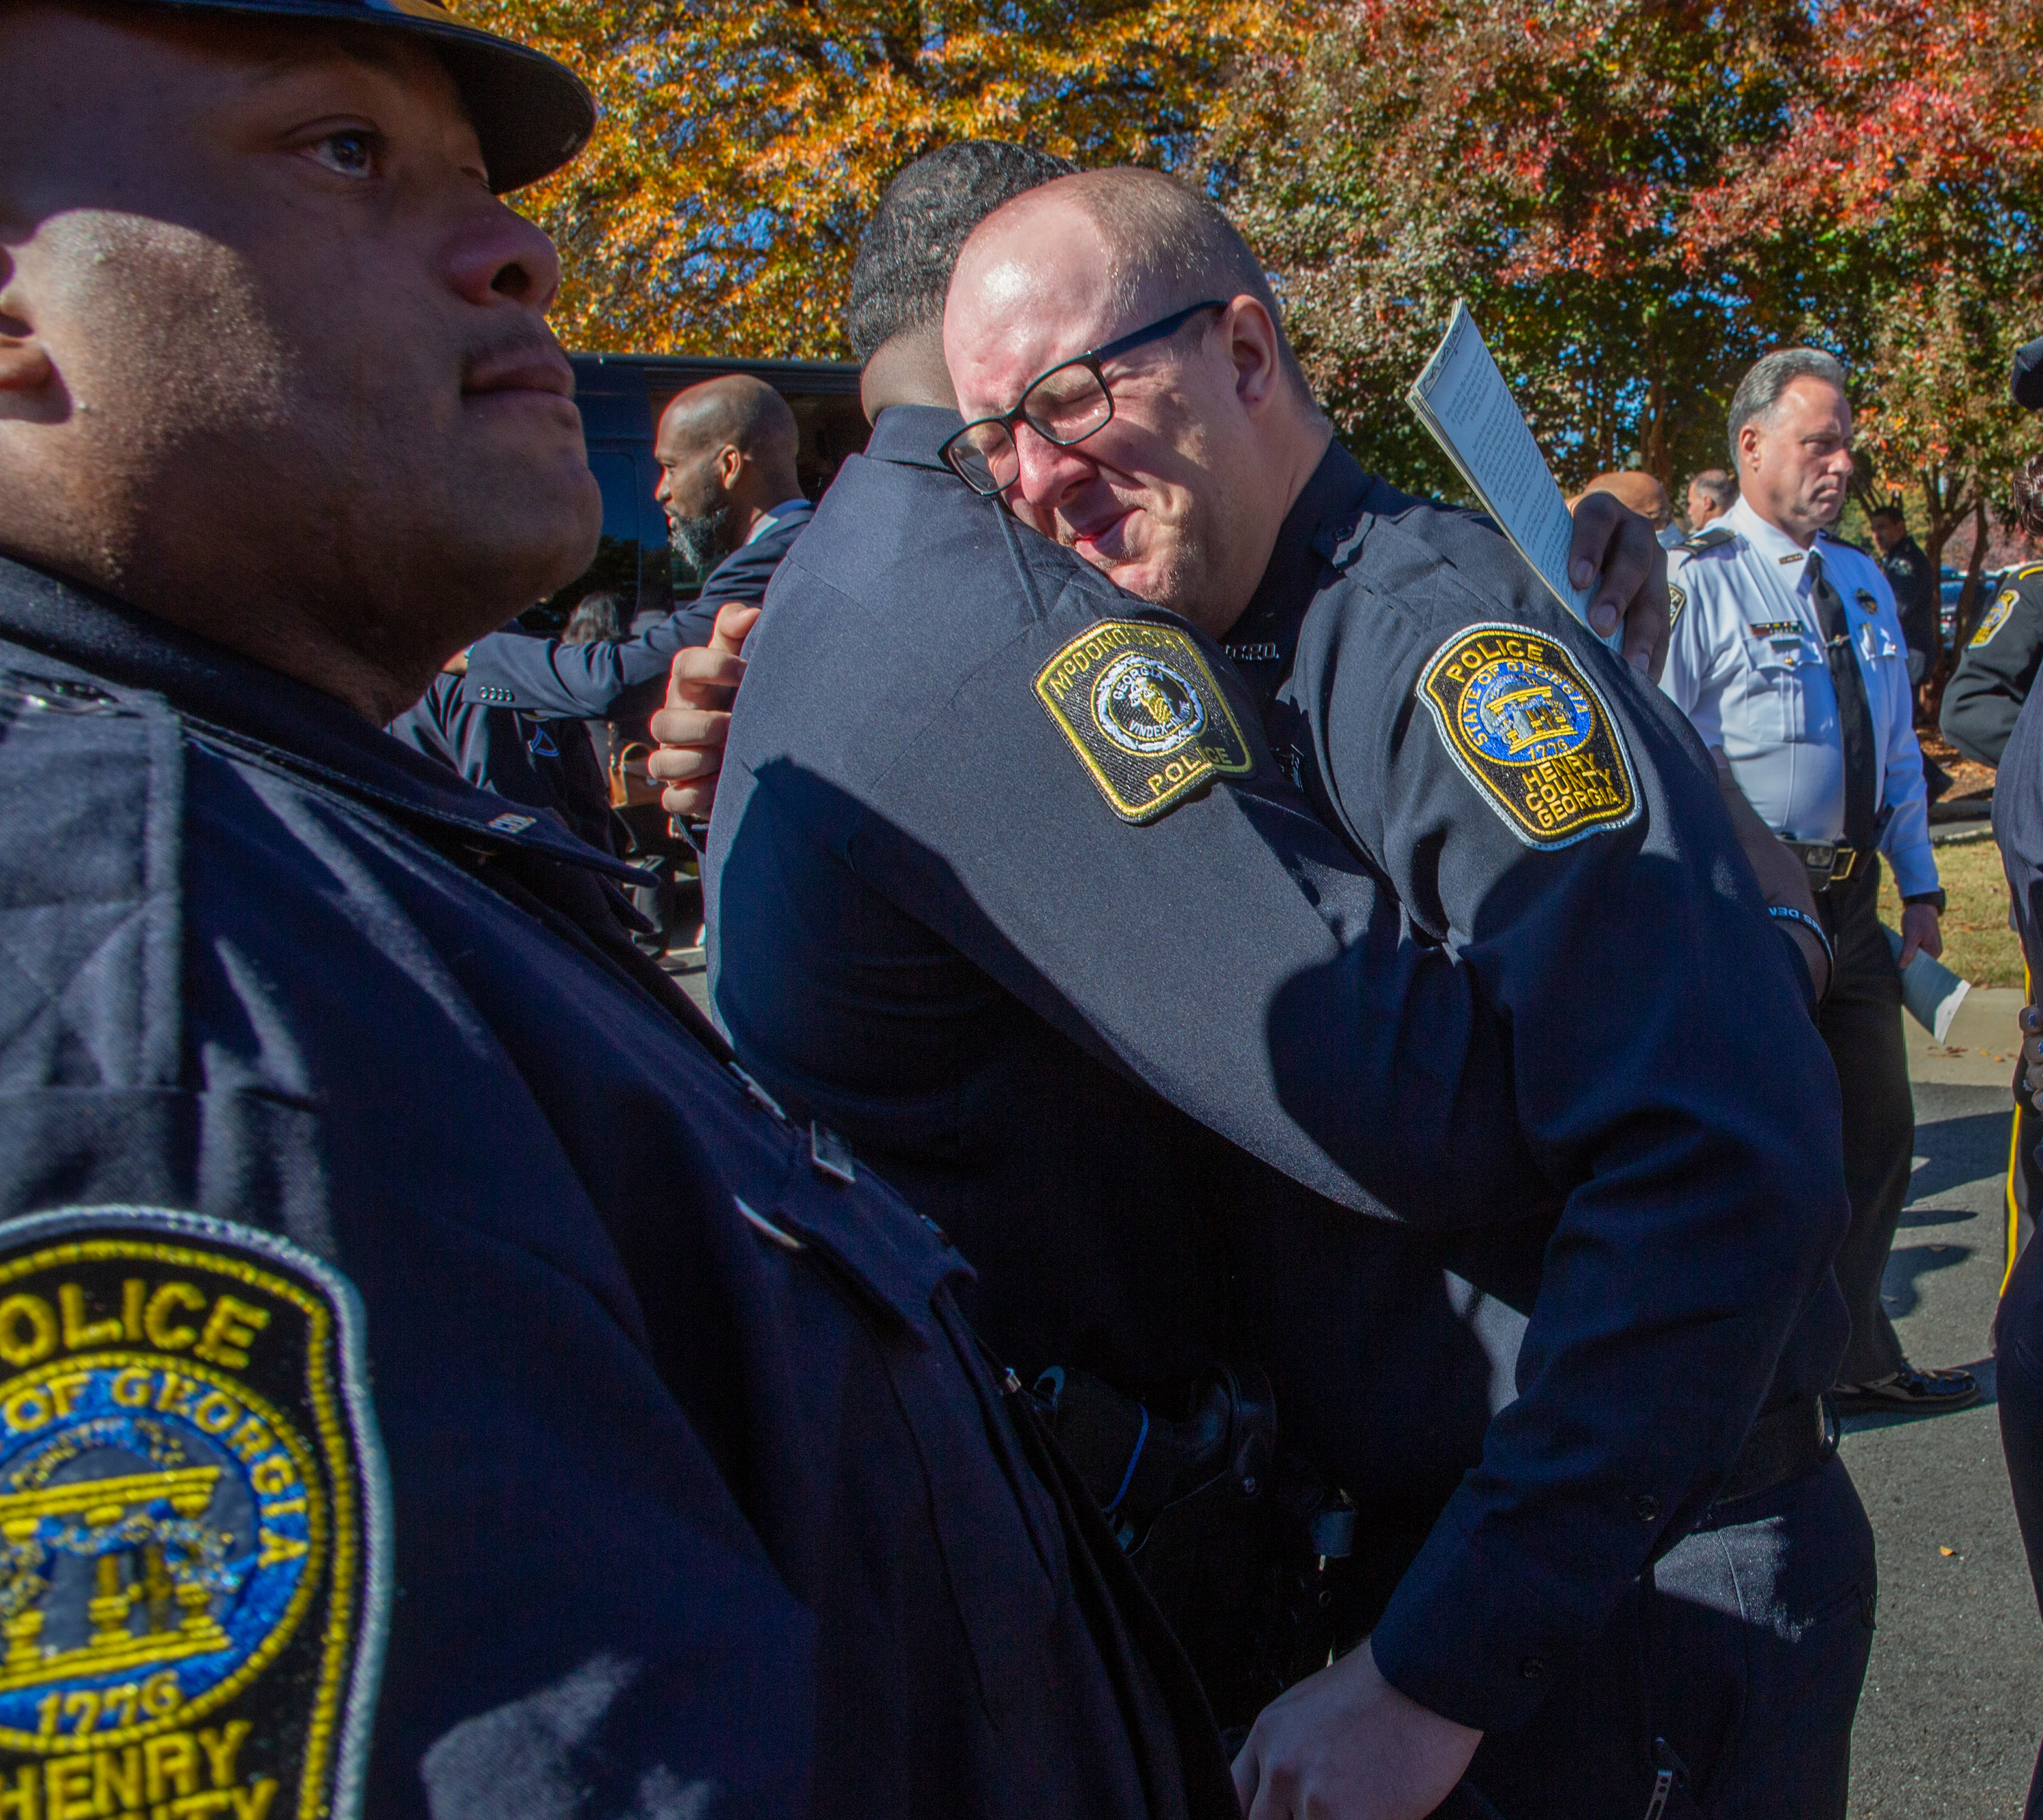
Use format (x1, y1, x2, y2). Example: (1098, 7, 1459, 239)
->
(1952, 495, 1991, 647)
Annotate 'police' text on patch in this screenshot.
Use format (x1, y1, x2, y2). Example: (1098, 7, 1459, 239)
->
(1034, 621, 1254, 823)
(1418, 624, 1639, 849)
(0, 1208, 387, 1820)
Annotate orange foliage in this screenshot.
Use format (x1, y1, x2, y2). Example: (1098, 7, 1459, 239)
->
(466, 0, 1276, 357)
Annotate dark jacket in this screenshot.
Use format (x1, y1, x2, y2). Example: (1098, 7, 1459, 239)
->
(463, 500, 814, 732)
(1942, 563, 2043, 767)
(0, 552, 1228, 1820)
(1880, 533, 1939, 668)
(387, 669, 618, 854)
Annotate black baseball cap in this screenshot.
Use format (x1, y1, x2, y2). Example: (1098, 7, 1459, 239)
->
(2014, 334, 2043, 411)
(121, 0, 595, 192)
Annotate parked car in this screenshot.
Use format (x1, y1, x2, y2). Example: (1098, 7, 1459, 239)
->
(521, 352, 867, 634)
(1939, 566, 2004, 649)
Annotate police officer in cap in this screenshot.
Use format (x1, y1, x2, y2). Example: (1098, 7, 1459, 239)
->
(0, 7, 1245, 1815)
(1661, 349, 1978, 1415)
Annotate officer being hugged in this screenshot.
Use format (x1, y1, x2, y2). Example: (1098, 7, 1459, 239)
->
(0, 6, 1244, 1816)
(1662, 349, 1978, 1415)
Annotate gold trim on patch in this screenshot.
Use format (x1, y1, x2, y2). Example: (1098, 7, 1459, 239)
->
(1973, 589, 2018, 648)
(0, 1210, 386, 1820)
(1417, 623, 1639, 850)
(1034, 621, 1255, 823)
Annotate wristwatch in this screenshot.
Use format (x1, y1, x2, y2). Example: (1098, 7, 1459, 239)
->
(1902, 890, 1948, 914)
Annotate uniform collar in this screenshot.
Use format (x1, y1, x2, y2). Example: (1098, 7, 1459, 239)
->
(1219, 439, 1372, 686)
(744, 497, 812, 544)
(864, 403, 966, 473)
(0, 554, 643, 883)
(1724, 495, 1822, 576)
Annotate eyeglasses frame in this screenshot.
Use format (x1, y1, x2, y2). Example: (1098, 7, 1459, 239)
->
(938, 298, 1228, 495)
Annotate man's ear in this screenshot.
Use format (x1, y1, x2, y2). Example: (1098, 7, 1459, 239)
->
(1223, 296, 1285, 418)
(715, 443, 746, 491)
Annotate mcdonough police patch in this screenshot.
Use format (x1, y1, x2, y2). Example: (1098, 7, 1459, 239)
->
(0, 1207, 387, 1819)
(1418, 623, 1640, 849)
(1974, 588, 2019, 648)
(1034, 621, 1254, 823)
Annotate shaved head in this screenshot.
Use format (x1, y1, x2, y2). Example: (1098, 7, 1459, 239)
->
(652, 373, 802, 571)
(943, 167, 1329, 633)
(658, 373, 798, 473)
(1576, 471, 1672, 533)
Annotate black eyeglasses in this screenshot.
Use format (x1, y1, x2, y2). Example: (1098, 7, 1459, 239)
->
(939, 300, 1225, 496)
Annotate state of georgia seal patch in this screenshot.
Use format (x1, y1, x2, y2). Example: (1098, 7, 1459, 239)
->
(1973, 589, 2019, 648)
(1034, 621, 1254, 823)
(1418, 624, 1639, 849)
(0, 1208, 387, 1820)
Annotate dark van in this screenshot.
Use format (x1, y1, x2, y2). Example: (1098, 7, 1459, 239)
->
(530, 352, 868, 632)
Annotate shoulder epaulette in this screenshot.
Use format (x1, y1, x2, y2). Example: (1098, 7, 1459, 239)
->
(1675, 525, 1735, 555)
(2016, 563, 2043, 581)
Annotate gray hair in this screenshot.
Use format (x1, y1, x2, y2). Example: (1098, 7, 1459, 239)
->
(1727, 348, 1848, 468)
(1688, 469, 1737, 513)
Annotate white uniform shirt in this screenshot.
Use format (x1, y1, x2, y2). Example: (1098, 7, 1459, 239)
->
(1660, 495, 1937, 898)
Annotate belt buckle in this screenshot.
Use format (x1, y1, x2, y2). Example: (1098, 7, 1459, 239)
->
(1796, 841, 1837, 885)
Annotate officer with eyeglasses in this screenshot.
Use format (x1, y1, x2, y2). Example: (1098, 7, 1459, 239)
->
(928, 168, 1869, 1820)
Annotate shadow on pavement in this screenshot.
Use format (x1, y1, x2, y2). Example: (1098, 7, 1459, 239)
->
(1881, 1241, 1976, 1320)
(1904, 1110, 2014, 1207)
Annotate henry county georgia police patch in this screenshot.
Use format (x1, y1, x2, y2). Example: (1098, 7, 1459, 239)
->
(0, 1208, 387, 1820)
(1974, 588, 2019, 648)
(1418, 624, 1640, 849)
(1034, 621, 1254, 823)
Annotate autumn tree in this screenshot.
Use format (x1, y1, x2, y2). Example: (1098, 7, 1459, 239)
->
(466, 0, 1274, 357)
(1213, 0, 2043, 655)
(1710, 0, 2043, 651)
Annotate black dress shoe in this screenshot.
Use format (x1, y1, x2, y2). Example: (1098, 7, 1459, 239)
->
(1831, 1364, 1982, 1413)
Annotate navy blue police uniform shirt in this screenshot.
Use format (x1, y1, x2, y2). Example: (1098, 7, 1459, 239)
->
(1994, 680, 2043, 982)
(1228, 443, 1852, 1726)
(0, 552, 1231, 1820)
(706, 407, 1848, 1736)
(1943, 563, 2043, 767)
(387, 669, 618, 855)
(462, 500, 814, 724)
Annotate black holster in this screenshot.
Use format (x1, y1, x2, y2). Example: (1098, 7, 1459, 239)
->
(1032, 1362, 1356, 1728)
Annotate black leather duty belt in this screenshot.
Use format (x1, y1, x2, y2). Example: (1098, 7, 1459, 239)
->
(1715, 1393, 1837, 1507)
(1783, 838, 1868, 887)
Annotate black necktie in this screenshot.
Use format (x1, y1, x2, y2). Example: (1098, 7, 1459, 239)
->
(1808, 549, 1877, 853)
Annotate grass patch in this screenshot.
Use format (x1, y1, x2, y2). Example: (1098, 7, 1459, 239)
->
(1877, 836, 2025, 988)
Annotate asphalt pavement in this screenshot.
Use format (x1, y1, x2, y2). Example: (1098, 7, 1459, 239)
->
(1846, 992, 2040, 1817)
